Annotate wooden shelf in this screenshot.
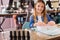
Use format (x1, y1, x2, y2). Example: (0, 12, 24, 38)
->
(47, 10, 60, 13)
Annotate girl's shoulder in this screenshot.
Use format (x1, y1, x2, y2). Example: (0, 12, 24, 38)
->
(30, 15, 34, 18)
(45, 13, 50, 17)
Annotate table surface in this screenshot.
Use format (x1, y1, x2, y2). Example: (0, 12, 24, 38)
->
(30, 25, 60, 40)
(1, 25, 60, 40)
(31, 30, 60, 40)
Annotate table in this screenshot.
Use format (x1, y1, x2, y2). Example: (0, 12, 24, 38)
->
(31, 30, 60, 40)
(1, 27, 60, 40)
(31, 25, 60, 40)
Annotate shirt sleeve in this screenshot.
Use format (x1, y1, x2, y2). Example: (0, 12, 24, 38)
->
(46, 14, 53, 22)
(29, 15, 34, 28)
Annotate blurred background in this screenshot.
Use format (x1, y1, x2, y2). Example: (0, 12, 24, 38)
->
(0, 0, 60, 30)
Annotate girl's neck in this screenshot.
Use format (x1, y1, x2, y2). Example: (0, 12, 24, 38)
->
(37, 13, 42, 16)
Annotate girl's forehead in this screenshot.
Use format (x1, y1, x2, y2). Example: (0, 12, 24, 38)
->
(36, 2, 44, 6)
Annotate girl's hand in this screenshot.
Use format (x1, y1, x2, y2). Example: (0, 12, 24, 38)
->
(47, 21, 56, 26)
(34, 22, 46, 26)
(33, 23, 38, 26)
(37, 22, 46, 26)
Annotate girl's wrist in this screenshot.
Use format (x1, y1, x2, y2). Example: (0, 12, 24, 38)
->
(33, 23, 37, 27)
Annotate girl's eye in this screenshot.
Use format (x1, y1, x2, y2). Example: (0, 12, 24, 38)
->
(41, 6, 44, 8)
(40, 5, 44, 8)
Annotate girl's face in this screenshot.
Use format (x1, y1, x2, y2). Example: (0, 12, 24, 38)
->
(35, 2, 44, 14)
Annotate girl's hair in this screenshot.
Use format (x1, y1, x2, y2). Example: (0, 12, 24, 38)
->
(33, 0, 48, 23)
